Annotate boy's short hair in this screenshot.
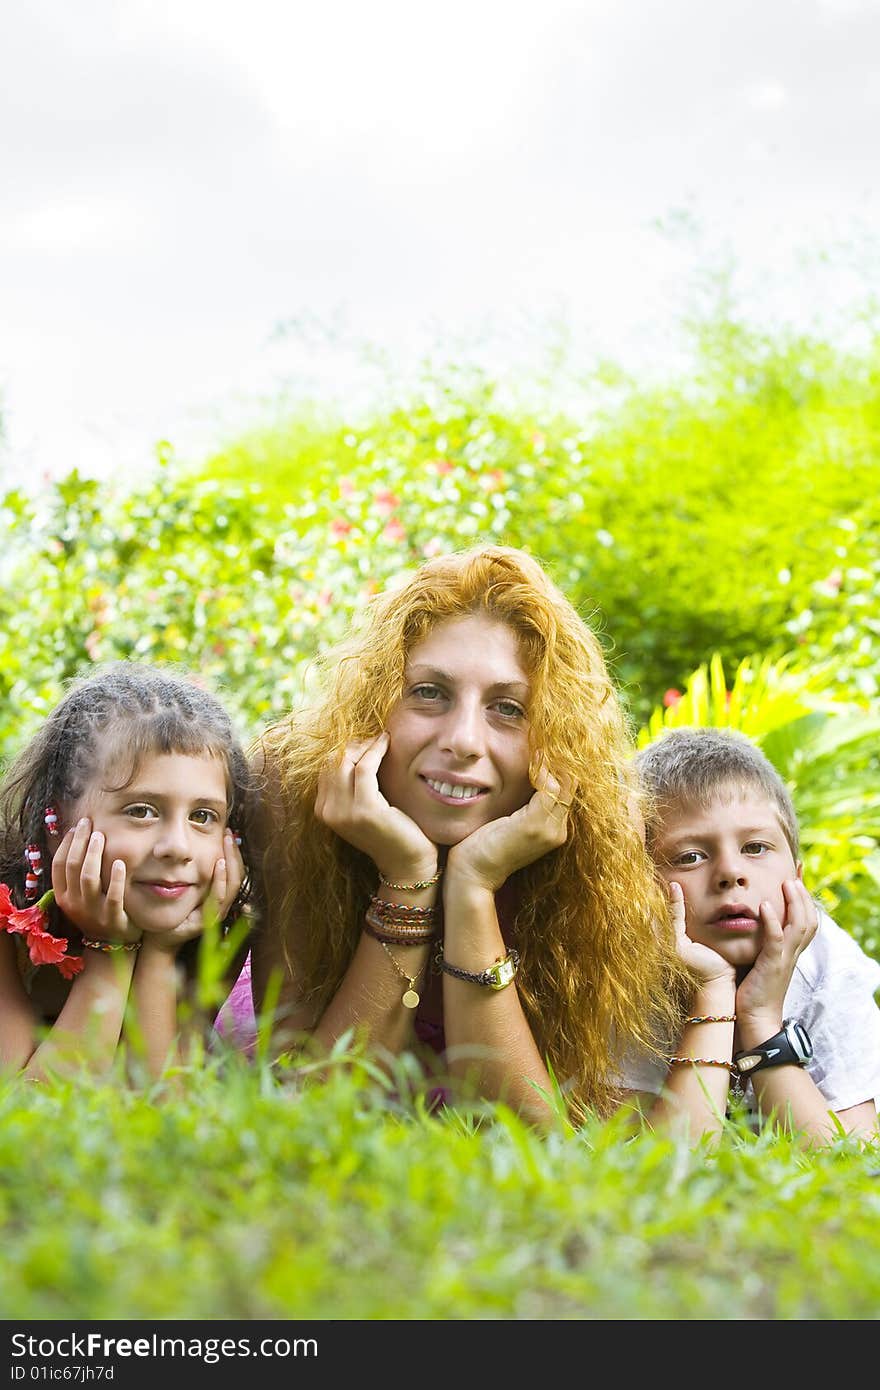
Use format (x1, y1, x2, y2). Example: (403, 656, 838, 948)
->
(633, 727, 800, 860)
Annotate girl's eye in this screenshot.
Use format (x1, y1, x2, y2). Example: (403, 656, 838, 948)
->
(743, 841, 769, 855)
(190, 808, 221, 826)
(672, 850, 704, 867)
(124, 804, 157, 820)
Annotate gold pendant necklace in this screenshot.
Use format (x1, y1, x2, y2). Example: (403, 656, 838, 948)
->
(378, 940, 426, 1009)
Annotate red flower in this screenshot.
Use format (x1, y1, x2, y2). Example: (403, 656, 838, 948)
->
(24, 925, 69, 967)
(1, 886, 81, 975)
(663, 689, 682, 708)
(5, 903, 49, 939)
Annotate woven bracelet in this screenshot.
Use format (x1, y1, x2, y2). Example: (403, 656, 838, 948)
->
(668, 1057, 732, 1069)
(685, 1015, 736, 1025)
(81, 938, 141, 953)
(378, 869, 442, 892)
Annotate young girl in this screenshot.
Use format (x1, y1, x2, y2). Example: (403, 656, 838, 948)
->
(249, 544, 692, 1125)
(0, 662, 253, 1082)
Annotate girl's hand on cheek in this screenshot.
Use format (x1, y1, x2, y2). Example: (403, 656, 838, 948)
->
(447, 763, 574, 893)
(315, 732, 438, 883)
(147, 830, 246, 955)
(51, 818, 141, 945)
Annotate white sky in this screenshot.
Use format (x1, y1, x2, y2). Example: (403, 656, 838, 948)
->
(1, 0, 879, 487)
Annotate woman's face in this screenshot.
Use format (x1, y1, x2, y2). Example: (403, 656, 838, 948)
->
(378, 613, 534, 846)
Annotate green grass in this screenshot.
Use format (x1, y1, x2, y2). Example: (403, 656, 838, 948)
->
(2, 1045, 878, 1321)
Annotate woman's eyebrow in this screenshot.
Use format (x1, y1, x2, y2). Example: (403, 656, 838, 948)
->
(406, 664, 530, 695)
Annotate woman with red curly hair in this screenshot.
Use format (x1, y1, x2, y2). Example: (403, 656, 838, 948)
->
(250, 545, 690, 1124)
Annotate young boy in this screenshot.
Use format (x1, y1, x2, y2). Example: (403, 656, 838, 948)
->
(630, 727, 880, 1144)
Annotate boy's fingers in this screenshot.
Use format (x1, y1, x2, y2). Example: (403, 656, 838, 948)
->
(668, 881, 687, 937)
(758, 900, 784, 941)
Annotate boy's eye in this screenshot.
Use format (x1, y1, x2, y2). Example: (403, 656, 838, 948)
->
(190, 808, 221, 826)
(123, 804, 157, 820)
(671, 850, 705, 867)
(743, 841, 769, 855)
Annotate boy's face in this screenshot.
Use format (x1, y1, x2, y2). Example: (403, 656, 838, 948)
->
(650, 789, 802, 969)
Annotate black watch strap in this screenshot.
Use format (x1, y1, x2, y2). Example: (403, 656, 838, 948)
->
(733, 1019, 813, 1077)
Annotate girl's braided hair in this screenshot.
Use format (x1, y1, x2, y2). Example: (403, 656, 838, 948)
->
(0, 662, 255, 954)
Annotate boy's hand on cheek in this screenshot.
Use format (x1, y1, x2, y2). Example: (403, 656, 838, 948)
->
(668, 881, 735, 987)
(736, 879, 819, 1040)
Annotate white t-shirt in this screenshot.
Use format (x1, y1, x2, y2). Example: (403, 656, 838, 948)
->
(619, 911, 880, 1114)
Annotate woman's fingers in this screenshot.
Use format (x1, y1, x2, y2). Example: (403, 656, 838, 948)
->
(532, 760, 576, 822)
(352, 731, 390, 783)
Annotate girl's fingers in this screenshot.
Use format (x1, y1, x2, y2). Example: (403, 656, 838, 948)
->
(105, 859, 127, 930)
(79, 830, 106, 899)
(668, 881, 687, 938)
(50, 828, 74, 893)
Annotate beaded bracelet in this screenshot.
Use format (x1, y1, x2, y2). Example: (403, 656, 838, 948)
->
(378, 869, 442, 892)
(81, 938, 141, 953)
(363, 916, 436, 948)
(685, 1015, 736, 1025)
(368, 895, 439, 929)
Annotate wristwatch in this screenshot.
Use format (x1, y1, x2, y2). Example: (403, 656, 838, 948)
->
(732, 1019, 813, 1077)
(434, 945, 520, 991)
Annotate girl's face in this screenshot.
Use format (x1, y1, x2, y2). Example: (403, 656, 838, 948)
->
(378, 614, 534, 846)
(65, 750, 230, 933)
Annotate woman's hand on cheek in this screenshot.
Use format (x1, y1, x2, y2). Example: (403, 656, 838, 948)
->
(315, 732, 438, 882)
(446, 763, 574, 893)
(51, 818, 140, 945)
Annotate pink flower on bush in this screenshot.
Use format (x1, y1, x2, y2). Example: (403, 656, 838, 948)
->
(374, 489, 400, 516)
(422, 538, 445, 558)
(330, 518, 352, 538)
(480, 469, 506, 492)
(382, 518, 407, 544)
(432, 458, 453, 475)
(339, 477, 355, 499)
(663, 689, 682, 708)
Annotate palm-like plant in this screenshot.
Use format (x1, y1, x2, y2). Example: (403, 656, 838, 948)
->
(637, 652, 880, 960)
